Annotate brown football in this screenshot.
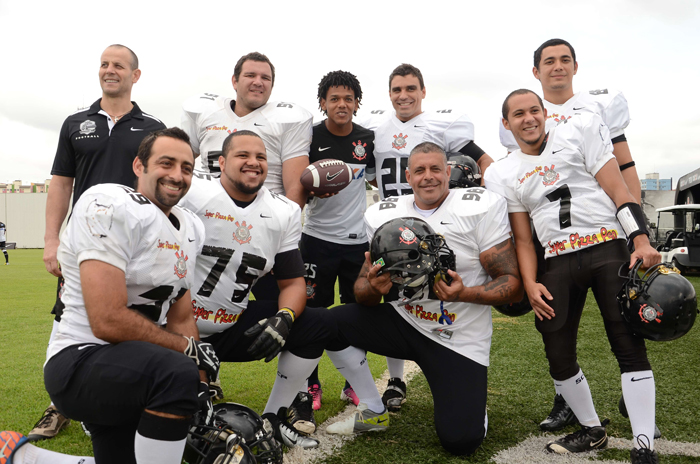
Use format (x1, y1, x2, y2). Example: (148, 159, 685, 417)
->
(300, 159, 353, 195)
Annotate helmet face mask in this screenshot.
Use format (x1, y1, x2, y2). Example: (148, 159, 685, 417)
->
(447, 153, 481, 189)
(371, 217, 455, 298)
(617, 261, 698, 341)
(184, 403, 282, 464)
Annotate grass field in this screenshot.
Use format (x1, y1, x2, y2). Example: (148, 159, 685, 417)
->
(1, 249, 699, 463)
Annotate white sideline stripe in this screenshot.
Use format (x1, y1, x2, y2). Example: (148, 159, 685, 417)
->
(492, 435, 700, 464)
(283, 361, 421, 464)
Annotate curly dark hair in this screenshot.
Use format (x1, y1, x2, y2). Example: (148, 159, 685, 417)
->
(317, 70, 363, 116)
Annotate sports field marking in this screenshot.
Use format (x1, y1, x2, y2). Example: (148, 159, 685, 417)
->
(492, 435, 700, 463)
(284, 361, 422, 464)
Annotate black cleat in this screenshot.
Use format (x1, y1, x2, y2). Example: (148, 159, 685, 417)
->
(287, 392, 316, 435)
(262, 408, 318, 450)
(631, 434, 659, 464)
(545, 419, 609, 454)
(381, 378, 407, 412)
(540, 394, 578, 432)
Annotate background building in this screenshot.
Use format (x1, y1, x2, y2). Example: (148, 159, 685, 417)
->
(641, 172, 672, 191)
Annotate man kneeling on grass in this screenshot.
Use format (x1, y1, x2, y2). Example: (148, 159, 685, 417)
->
(323, 142, 522, 456)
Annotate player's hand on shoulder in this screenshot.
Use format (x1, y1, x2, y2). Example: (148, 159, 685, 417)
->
(433, 269, 463, 302)
(365, 251, 392, 295)
(525, 281, 555, 321)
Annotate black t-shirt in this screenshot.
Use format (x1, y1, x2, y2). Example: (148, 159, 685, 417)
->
(51, 99, 166, 206)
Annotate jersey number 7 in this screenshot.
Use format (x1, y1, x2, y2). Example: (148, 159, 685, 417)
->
(197, 245, 267, 303)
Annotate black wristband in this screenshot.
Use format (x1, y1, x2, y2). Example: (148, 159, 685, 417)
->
(616, 202, 648, 241)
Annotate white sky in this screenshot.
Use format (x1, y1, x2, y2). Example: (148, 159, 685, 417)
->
(1, 0, 699, 187)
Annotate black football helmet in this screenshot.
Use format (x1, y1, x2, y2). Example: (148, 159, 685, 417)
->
(447, 153, 481, 189)
(370, 217, 455, 293)
(617, 261, 697, 341)
(184, 403, 282, 464)
(494, 293, 533, 317)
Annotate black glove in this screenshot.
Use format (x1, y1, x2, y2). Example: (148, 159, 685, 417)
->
(244, 310, 294, 362)
(183, 337, 220, 381)
(196, 381, 214, 426)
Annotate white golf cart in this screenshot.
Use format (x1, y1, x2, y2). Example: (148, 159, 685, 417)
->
(652, 204, 700, 275)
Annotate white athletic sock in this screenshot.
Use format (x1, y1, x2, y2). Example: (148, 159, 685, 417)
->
(14, 442, 95, 464)
(386, 357, 404, 380)
(263, 352, 320, 415)
(134, 433, 186, 464)
(621, 370, 656, 450)
(553, 379, 562, 396)
(327, 347, 384, 413)
(555, 369, 600, 427)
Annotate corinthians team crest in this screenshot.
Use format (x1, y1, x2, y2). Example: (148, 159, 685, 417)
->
(539, 165, 560, 186)
(174, 250, 188, 279)
(399, 226, 417, 245)
(392, 133, 408, 150)
(233, 220, 253, 244)
(352, 140, 367, 160)
(79, 119, 96, 135)
(306, 280, 316, 299)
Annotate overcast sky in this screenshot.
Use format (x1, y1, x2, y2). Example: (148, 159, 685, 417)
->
(1, 0, 699, 187)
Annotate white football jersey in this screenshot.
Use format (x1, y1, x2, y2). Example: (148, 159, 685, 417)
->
(48, 184, 205, 360)
(485, 113, 626, 259)
(0, 223, 5, 242)
(181, 94, 313, 195)
(179, 172, 302, 337)
(500, 88, 630, 152)
(359, 109, 474, 199)
(364, 189, 511, 366)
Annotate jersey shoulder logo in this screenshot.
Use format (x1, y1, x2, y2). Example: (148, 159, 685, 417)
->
(392, 133, 408, 150)
(233, 220, 253, 244)
(352, 140, 367, 160)
(174, 250, 189, 279)
(539, 165, 560, 186)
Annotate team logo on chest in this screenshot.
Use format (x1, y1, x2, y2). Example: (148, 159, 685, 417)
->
(549, 113, 571, 125)
(392, 133, 408, 150)
(352, 140, 367, 160)
(174, 250, 189, 279)
(539, 165, 560, 186)
(233, 220, 253, 244)
(79, 120, 97, 135)
(399, 227, 417, 245)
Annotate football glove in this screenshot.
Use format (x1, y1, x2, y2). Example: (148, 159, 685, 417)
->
(183, 337, 220, 381)
(244, 310, 294, 362)
(196, 381, 214, 426)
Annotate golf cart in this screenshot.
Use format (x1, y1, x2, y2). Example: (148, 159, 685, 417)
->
(652, 204, 700, 275)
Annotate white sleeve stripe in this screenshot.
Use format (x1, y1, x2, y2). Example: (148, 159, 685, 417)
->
(142, 113, 163, 124)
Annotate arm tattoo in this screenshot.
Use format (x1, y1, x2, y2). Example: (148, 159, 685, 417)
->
(471, 238, 522, 305)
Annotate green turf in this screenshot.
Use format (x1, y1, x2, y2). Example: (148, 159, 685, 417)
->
(1, 249, 698, 463)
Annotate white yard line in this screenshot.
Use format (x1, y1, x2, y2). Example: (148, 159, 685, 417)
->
(284, 361, 421, 464)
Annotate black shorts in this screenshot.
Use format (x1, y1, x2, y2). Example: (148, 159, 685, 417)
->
(537, 240, 650, 379)
(51, 276, 65, 321)
(299, 233, 367, 307)
(328, 303, 487, 456)
(203, 300, 337, 361)
(44, 342, 200, 464)
(0, 241, 5, 248)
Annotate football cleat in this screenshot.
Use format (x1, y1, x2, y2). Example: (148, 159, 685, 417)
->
(27, 406, 70, 441)
(540, 394, 578, 431)
(545, 419, 609, 454)
(631, 434, 659, 464)
(340, 386, 360, 406)
(326, 403, 389, 435)
(381, 378, 407, 412)
(618, 396, 661, 439)
(287, 392, 316, 435)
(0, 431, 28, 464)
(262, 408, 318, 450)
(308, 384, 322, 411)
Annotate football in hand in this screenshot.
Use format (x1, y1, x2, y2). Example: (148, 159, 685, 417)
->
(300, 159, 352, 195)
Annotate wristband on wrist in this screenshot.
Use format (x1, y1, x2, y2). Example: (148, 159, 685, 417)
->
(278, 307, 296, 322)
(616, 202, 649, 241)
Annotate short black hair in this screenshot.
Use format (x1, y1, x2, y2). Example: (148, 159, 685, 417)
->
(137, 127, 192, 168)
(221, 130, 264, 158)
(234, 52, 275, 86)
(107, 44, 138, 70)
(533, 38, 576, 70)
(502, 89, 544, 121)
(317, 70, 363, 116)
(389, 63, 424, 90)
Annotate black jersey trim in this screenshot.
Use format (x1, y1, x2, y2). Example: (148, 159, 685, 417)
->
(458, 141, 485, 162)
